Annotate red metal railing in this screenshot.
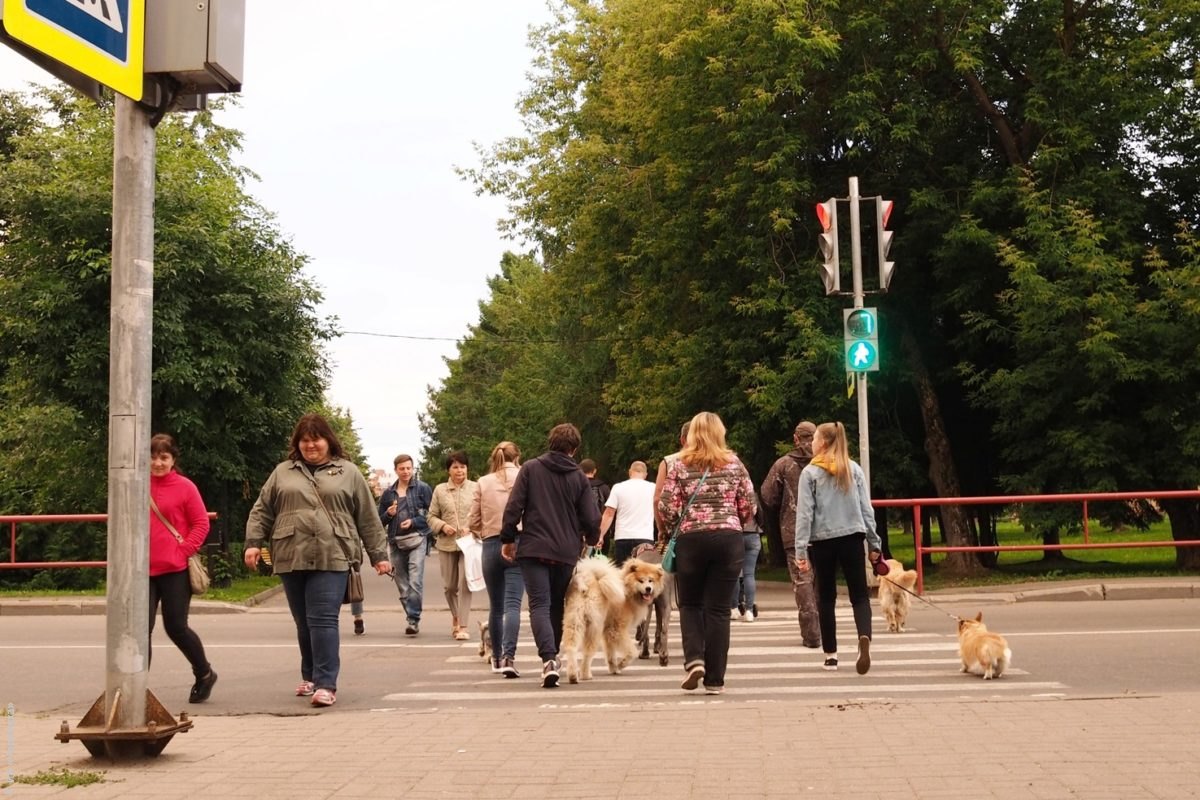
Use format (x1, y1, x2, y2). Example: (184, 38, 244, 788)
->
(874, 490, 1200, 593)
(1, 513, 218, 570)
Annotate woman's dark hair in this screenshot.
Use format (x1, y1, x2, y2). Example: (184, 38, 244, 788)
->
(150, 433, 181, 461)
(445, 450, 469, 470)
(287, 413, 345, 461)
(547, 423, 581, 455)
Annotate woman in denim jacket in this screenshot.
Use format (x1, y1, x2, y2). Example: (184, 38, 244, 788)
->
(793, 422, 883, 675)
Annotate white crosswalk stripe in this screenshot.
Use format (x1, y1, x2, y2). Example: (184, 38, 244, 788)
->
(380, 609, 1064, 706)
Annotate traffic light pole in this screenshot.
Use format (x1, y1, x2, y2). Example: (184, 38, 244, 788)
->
(848, 177, 870, 488)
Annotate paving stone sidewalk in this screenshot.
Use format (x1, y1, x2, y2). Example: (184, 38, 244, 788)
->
(5, 692, 1198, 799)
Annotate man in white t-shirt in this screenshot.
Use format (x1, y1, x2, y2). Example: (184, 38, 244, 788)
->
(598, 461, 657, 564)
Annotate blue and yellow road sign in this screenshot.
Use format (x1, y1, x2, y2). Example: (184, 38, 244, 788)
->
(3, 0, 143, 100)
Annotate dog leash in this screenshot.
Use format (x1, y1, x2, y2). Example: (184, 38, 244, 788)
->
(880, 574, 962, 622)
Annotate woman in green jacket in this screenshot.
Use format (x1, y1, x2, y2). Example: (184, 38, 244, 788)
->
(243, 414, 392, 707)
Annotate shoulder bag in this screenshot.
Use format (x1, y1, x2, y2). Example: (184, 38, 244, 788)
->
(150, 497, 210, 595)
(661, 467, 709, 574)
(309, 472, 365, 605)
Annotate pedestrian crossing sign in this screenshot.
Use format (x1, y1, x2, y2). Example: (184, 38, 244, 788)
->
(2, 0, 144, 100)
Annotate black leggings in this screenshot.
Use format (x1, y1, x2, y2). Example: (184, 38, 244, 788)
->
(807, 532, 872, 654)
(149, 568, 211, 678)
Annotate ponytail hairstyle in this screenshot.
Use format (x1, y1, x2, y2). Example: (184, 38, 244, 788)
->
(815, 421, 852, 493)
(488, 441, 521, 488)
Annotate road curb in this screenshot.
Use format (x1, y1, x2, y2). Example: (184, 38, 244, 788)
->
(0, 582, 285, 615)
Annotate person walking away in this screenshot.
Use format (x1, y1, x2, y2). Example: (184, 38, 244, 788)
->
(657, 411, 756, 696)
(501, 423, 600, 688)
(580, 458, 610, 556)
(379, 454, 433, 635)
(470, 441, 525, 677)
(732, 503, 763, 622)
(428, 450, 480, 641)
(760, 420, 822, 647)
(793, 421, 882, 675)
(599, 460, 656, 565)
(243, 414, 393, 707)
(148, 433, 216, 703)
(652, 421, 691, 535)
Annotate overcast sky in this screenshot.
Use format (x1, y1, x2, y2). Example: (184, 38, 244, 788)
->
(1, 1, 551, 473)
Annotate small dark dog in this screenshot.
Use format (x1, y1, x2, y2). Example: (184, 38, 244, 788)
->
(478, 620, 492, 663)
(631, 543, 672, 666)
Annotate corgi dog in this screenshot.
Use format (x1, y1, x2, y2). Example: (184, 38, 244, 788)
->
(957, 612, 1012, 680)
(876, 559, 918, 632)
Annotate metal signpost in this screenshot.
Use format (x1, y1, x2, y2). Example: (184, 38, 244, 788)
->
(2, 0, 244, 759)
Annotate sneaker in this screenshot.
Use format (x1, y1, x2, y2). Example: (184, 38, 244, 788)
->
(744, 607, 756, 623)
(188, 670, 217, 703)
(405, 621, 419, 636)
(730, 608, 741, 621)
(704, 685, 724, 695)
(491, 658, 502, 674)
(501, 657, 520, 679)
(311, 688, 336, 707)
(856, 635, 871, 675)
(353, 617, 365, 636)
(681, 664, 705, 691)
(541, 659, 560, 688)
(454, 628, 470, 641)
(822, 657, 838, 671)
(296, 680, 316, 696)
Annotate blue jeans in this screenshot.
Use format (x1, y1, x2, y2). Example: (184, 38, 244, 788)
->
(518, 557, 574, 663)
(389, 539, 426, 624)
(731, 531, 762, 609)
(481, 537, 525, 660)
(675, 531, 743, 687)
(280, 570, 346, 692)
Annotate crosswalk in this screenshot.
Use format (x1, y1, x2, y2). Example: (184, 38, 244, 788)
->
(379, 610, 1066, 707)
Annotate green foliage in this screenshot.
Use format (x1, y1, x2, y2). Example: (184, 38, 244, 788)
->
(429, 0, 1200, 557)
(0, 89, 343, 563)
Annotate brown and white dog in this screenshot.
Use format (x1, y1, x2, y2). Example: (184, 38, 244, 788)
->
(957, 612, 1012, 680)
(877, 558, 919, 632)
(561, 556, 666, 683)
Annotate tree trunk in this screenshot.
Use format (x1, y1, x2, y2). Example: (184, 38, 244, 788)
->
(1040, 526, 1069, 562)
(1161, 499, 1200, 570)
(901, 329, 983, 575)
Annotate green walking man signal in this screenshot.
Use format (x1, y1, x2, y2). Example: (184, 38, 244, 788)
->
(844, 307, 879, 372)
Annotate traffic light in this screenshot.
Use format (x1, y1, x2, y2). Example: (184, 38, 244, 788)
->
(844, 307, 879, 372)
(815, 198, 839, 294)
(876, 197, 895, 291)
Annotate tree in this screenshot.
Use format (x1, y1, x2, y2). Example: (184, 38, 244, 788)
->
(441, 0, 1200, 576)
(0, 89, 335, 579)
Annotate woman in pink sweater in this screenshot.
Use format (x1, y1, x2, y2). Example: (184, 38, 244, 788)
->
(149, 433, 216, 703)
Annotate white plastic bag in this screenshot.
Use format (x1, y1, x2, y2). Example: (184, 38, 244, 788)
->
(456, 535, 486, 592)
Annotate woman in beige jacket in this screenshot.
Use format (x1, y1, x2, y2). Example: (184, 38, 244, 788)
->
(427, 450, 479, 640)
(469, 441, 524, 677)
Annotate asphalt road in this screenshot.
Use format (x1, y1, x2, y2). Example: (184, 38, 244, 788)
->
(2, 560, 1198, 719)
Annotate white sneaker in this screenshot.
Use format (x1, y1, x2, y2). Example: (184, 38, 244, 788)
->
(744, 608, 756, 623)
(730, 608, 741, 621)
